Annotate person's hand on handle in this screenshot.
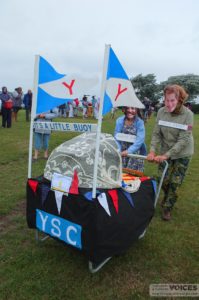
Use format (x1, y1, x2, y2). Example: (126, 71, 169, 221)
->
(154, 155, 168, 163)
(146, 151, 155, 162)
(121, 150, 128, 157)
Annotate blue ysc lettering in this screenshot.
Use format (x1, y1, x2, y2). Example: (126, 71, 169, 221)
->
(36, 209, 82, 249)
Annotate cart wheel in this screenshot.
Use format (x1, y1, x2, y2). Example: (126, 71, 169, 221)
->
(88, 257, 112, 273)
(138, 229, 147, 239)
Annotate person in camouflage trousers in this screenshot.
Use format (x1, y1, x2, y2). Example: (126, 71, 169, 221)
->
(158, 157, 190, 210)
(147, 85, 194, 221)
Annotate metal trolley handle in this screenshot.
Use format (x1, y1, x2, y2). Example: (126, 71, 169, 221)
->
(127, 154, 168, 207)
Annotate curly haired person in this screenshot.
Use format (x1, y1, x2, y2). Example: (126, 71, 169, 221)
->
(147, 85, 194, 221)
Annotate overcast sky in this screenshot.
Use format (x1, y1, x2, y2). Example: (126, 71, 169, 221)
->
(0, 0, 198, 95)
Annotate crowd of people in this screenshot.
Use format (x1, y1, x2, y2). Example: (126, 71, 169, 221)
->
(58, 95, 100, 119)
(0, 90, 100, 129)
(0, 84, 194, 221)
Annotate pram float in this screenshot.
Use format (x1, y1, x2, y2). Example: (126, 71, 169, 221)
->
(26, 133, 168, 273)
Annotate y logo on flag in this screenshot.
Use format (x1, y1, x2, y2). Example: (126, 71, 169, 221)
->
(62, 80, 75, 95)
(115, 83, 128, 101)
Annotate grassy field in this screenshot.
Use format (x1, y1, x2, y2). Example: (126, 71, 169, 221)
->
(0, 110, 199, 300)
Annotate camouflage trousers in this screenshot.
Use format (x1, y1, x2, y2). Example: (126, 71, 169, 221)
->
(158, 157, 191, 211)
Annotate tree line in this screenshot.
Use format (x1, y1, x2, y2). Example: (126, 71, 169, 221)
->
(130, 73, 199, 104)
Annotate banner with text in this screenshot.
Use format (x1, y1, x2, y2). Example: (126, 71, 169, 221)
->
(33, 122, 97, 132)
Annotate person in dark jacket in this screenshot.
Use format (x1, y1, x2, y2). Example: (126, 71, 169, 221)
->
(23, 90, 32, 121)
(0, 86, 13, 128)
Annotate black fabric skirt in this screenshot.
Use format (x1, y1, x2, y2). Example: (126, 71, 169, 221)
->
(26, 176, 156, 264)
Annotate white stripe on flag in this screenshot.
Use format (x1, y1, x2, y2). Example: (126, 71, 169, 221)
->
(39, 75, 98, 99)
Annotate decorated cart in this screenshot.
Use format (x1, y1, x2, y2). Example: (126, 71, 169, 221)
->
(26, 133, 167, 272)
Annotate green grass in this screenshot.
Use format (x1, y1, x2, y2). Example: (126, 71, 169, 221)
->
(0, 110, 199, 300)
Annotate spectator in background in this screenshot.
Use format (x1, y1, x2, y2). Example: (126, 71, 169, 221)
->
(91, 96, 97, 118)
(0, 86, 13, 128)
(68, 101, 74, 118)
(154, 101, 162, 116)
(58, 103, 66, 117)
(23, 89, 32, 122)
(94, 97, 100, 119)
(147, 85, 194, 221)
(12, 87, 23, 121)
(73, 98, 79, 117)
(82, 95, 88, 119)
(142, 97, 151, 123)
(87, 102, 93, 117)
(110, 107, 117, 119)
(114, 106, 147, 172)
(65, 102, 70, 118)
(33, 107, 59, 161)
(184, 102, 192, 111)
(148, 104, 154, 119)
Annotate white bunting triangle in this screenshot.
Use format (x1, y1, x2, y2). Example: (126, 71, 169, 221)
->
(54, 191, 64, 214)
(97, 193, 111, 216)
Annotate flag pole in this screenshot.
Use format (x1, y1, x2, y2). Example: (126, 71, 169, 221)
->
(92, 44, 111, 198)
(28, 55, 39, 178)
